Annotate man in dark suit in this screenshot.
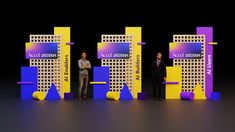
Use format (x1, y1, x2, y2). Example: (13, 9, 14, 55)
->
(151, 52, 166, 101)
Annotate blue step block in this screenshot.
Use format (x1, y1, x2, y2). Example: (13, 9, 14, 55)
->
(20, 66, 38, 100)
(211, 92, 221, 101)
(93, 66, 110, 99)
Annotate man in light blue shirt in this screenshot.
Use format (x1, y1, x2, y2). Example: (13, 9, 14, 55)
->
(78, 51, 91, 100)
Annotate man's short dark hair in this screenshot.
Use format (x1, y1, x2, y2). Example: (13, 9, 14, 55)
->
(82, 51, 87, 54)
(157, 52, 162, 55)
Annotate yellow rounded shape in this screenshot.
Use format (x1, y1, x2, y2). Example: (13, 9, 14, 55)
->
(32, 92, 46, 101)
(106, 92, 120, 101)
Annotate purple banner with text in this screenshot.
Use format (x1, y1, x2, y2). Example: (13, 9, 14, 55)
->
(97, 42, 130, 59)
(25, 42, 58, 59)
(169, 42, 202, 59)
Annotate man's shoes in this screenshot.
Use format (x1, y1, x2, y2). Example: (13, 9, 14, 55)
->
(159, 98, 164, 101)
(83, 96, 88, 100)
(152, 96, 157, 100)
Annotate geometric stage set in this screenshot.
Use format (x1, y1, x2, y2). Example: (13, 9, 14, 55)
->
(17, 26, 220, 101)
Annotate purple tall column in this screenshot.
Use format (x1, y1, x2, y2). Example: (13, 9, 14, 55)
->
(196, 27, 213, 99)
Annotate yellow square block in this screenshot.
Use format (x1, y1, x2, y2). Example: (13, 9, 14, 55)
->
(165, 66, 182, 99)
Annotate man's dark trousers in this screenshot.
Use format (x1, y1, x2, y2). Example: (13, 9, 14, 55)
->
(152, 77, 164, 99)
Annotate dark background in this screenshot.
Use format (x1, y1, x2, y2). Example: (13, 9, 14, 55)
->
(1, 1, 235, 132)
(1, 1, 234, 97)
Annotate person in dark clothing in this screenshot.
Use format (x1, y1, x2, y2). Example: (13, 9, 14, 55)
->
(151, 52, 167, 101)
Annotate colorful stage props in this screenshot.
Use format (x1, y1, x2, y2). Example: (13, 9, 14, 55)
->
(167, 27, 217, 100)
(94, 27, 144, 100)
(19, 27, 73, 100)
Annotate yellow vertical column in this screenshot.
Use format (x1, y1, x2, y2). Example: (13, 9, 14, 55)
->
(54, 27, 71, 98)
(125, 27, 142, 99)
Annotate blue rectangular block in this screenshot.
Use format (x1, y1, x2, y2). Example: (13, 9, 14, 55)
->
(211, 92, 220, 101)
(93, 66, 110, 99)
(137, 92, 148, 100)
(64, 93, 74, 100)
(21, 66, 38, 100)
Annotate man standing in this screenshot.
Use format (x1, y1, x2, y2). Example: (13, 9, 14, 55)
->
(151, 52, 166, 101)
(78, 51, 91, 100)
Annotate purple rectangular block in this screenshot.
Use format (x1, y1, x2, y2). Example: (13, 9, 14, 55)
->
(180, 92, 194, 101)
(197, 27, 213, 99)
(137, 92, 148, 100)
(66, 42, 74, 45)
(17, 82, 34, 85)
(163, 82, 179, 84)
(137, 42, 146, 45)
(64, 93, 74, 100)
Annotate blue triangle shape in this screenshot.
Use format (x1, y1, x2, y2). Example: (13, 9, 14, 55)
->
(120, 83, 133, 100)
(45, 83, 61, 100)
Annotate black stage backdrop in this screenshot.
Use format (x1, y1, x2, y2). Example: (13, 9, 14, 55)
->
(1, 1, 234, 97)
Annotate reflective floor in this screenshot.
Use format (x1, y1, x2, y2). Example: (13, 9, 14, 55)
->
(0, 82, 235, 132)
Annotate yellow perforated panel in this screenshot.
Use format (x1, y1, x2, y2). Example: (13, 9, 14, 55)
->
(101, 35, 134, 94)
(29, 35, 62, 96)
(173, 35, 206, 92)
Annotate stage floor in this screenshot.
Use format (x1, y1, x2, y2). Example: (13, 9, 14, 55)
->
(0, 81, 234, 132)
